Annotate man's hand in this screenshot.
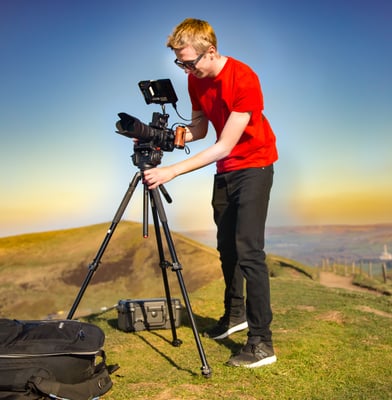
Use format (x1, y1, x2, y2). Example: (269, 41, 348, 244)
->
(143, 167, 176, 189)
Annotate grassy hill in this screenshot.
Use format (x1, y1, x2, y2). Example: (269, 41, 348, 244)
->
(1, 223, 391, 399)
(0, 222, 225, 319)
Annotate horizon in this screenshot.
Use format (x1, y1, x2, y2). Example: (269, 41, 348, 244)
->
(1, 220, 391, 270)
(1, 219, 392, 240)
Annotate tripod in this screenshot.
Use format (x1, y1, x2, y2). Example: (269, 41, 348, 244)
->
(67, 154, 212, 378)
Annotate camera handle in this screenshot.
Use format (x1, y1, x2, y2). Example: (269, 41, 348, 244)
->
(67, 170, 212, 378)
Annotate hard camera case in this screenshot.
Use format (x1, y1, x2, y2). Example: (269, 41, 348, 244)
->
(116, 298, 182, 332)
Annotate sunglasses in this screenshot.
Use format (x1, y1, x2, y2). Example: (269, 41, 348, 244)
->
(174, 53, 205, 70)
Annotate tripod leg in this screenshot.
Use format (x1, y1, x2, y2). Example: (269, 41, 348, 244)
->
(149, 189, 182, 347)
(67, 172, 142, 320)
(143, 183, 149, 238)
(150, 187, 212, 378)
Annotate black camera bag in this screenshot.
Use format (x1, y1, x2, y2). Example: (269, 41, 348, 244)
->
(0, 319, 117, 399)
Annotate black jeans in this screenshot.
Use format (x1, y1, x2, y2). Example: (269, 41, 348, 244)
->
(212, 165, 274, 341)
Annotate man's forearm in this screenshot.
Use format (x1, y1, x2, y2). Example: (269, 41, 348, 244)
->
(185, 111, 208, 142)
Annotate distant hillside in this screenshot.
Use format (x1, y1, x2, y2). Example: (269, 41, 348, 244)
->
(266, 224, 392, 266)
(182, 223, 392, 267)
(0, 222, 223, 320)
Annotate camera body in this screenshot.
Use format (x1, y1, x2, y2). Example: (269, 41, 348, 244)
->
(132, 111, 174, 168)
(147, 111, 179, 152)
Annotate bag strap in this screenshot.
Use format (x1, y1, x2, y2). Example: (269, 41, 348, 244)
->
(27, 361, 113, 400)
(28, 350, 115, 400)
(0, 390, 43, 399)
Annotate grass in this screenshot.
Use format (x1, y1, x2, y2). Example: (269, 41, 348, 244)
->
(85, 268, 392, 400)
(1, 223, 391, 399)
(352, 273, 392, 295)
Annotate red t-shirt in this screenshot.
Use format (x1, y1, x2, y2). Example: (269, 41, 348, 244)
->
(188, 57, 278, 173)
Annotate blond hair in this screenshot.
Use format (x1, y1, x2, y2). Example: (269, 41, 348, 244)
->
(166, 18, 217, 54)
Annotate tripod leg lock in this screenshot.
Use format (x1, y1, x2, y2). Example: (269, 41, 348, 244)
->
(171, 262, 182, 271)
(159, 260, 171, 270)
(88, 260, 99, 272)
(159, 260, 182, 271)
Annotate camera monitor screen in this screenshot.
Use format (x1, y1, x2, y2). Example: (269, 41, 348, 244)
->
(138, 79, 178, 105)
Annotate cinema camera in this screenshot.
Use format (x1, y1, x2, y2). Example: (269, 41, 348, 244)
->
(116, 79, 186, 169)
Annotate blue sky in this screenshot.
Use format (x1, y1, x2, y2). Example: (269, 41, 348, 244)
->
(1, 0, 391, 237)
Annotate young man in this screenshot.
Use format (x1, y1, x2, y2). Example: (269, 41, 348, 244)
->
(143, 18, 278, 368)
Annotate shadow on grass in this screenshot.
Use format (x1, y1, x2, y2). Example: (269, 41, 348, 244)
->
(106, 313, 211, 377)
(180, 311, 245, 354)
(84, 305, 244, 373)
(134, 331, 199, 377)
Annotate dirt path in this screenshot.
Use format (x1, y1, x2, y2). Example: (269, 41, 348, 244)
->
(319, 271, 376, 294)
(319, 271, 392, 319)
